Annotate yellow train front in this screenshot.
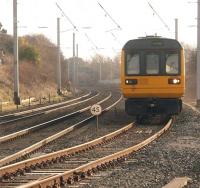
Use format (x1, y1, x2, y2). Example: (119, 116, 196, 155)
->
(120, 37, 185, 118)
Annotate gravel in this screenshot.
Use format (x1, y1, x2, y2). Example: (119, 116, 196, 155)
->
(83, 104, 200, 188)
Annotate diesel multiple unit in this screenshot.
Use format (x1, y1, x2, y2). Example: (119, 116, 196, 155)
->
(120, 37, 185, 119)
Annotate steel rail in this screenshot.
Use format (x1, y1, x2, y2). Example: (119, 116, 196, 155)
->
(183, 102, 200, 114)
(0, 92, 101, 143)
(0, 92, 92, 125)
(0, 92, 91, 118)
(44, 92, 100, 114)
(0, 122, 133, 178)
(18, 118, 172, 188)
(0, 93, 120, 167)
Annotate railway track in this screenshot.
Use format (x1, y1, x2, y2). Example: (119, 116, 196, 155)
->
(0, 91, 95, 127)
(0, 118, 173, 188)
(0, 92, 122, 166)
(0, 91, 101, 141)
(183, 102, 200, 114)
(0, 91, 106, 138)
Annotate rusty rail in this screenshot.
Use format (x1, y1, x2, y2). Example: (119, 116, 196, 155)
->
(0, 93, 120, 166)
(0, 92, 100, 143)
(0, 122, 133, 179)
(18, 118, 172, 188)
(0, 92, 91, 119)
(0, 92, 94, 126)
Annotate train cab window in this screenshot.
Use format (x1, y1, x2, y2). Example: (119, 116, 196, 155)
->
(126, 54, 140, 75)
(165, 53, 179, 74)
(146, 54, 159, 74)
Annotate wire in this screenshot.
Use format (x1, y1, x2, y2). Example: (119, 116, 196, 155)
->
(84, 33, 99, 50)
(110, 32, 121, 46)
(146, 0, 171, 32)
(97, 1, 122, 30)
(55, 2, 78, 32)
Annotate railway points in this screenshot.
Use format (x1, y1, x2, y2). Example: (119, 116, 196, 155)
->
(0, 1, 200, 186)
(0, 87, 199, 187)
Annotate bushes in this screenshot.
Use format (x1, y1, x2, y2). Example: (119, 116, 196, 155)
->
(19, 45, 40, 64)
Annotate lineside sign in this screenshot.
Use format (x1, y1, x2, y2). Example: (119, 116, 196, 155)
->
(90, 104, 102, 116)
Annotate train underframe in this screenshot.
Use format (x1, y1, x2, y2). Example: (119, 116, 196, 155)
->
(125, 98, 182, 123)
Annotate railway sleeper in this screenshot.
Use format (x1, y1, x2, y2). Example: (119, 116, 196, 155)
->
(35, 162, 42, 168)
(73, 174, 81, 182)
(87, 169, 93, 176)
(67, 177, 74, 184)
(2, 173, 10, 181)
(97, 165, 102, 171)
(101, 163, 107, 169)
(80, 172, 86, 179)
(0, 125, 131, 182)
(92, 167, 97, 173)
(52, 180, 59, 188)
(58, 158, 63, 163)
(16, 168, 25, 176)
(30, 164, 37, 170)
(62, 156, 132, 186)
(60, 176, 66, 186)
(109, 161, 115, 167)
(25, 166, 31, 173)
(41, 161, 48, 168)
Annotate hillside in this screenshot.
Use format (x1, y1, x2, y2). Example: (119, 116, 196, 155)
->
(0, 34, 64, 101)
(0, 33, 197, 102)
(0, 33, 121, 102)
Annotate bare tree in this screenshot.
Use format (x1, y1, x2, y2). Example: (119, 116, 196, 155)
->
(0, 22, 7, 34)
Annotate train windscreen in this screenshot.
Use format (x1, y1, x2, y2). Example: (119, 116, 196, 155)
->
(125, 51, 180, 76)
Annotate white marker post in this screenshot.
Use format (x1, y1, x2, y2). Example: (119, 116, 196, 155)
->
(90, 104, 102, 132)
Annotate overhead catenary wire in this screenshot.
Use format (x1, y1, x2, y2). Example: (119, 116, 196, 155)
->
(146, 0, 171, 32)
(110, 32, 121, 46)
(97, 1, 122, 31)
(55, 2, 78, 32)
(84, 33, 99, 50)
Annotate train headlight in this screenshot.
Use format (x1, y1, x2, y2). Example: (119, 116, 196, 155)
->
(125, 79, 138, 85)
(168, 78, 181, 84)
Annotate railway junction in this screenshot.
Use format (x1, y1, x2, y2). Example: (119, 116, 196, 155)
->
(0, 1, 200, 188)
(0, 87, 199, 188)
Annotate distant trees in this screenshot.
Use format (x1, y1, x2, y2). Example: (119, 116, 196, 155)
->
(65, 53, 120, 86)
(183, 43, 197, 99)
(0, 22, 7, 34)
(89, 53, 120, 82)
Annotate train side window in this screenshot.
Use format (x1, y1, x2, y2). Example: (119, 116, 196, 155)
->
(126, 54, 140, 74)
(146, 54, 159, 74)
(165, 54, 179, 74)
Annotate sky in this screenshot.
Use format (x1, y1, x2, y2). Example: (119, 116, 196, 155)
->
(0, 0, 197, 59)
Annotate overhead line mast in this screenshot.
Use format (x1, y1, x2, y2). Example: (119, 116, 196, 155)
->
(13, 0, 20, 105)
(55, 2, 78, 89)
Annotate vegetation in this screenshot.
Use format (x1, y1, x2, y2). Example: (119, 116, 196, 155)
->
(65, 54, 120, 86)
(19, 38, 40, 64)
(0, 33, 120, 101)
(0, 30, 196, 101)
(0, 22, 7, 34)
(183, 43, 196, 99)
(0, 34, 58, 100)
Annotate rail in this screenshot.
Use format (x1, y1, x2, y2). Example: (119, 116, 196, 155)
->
(18, 118, 173, 188)
(0, 93, 121, 166)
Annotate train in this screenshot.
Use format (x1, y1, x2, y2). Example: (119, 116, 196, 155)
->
(120, 36, 185, 121)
